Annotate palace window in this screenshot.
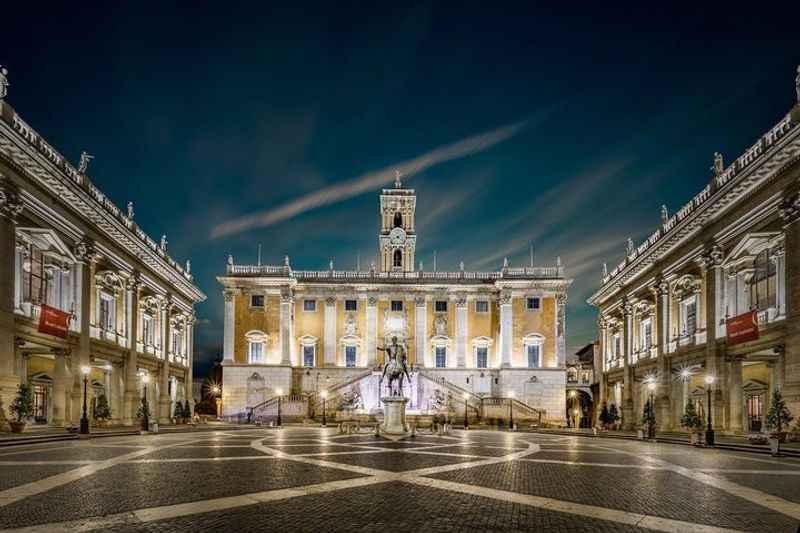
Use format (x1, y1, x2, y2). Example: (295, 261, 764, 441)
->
(749, 249, 776, 311)
(99, 292, 115, 331)
(393, 249, 402, 268)
(435, 346, 447, 368)
(640, 319, 652, 351)
(250, 294, 264, 308)
(172, 330, 183, 356)
(345, 299, 357, 311)
(303, 345, 315, 367)
(681, 297, 697, 336)
(475, 300, 489, 313)
(476, 346, 488, 369)
(391, 300, 403, 312)
(435, 300, 448, 313)
(22, 247, 47, 306)
(526, 297, 541, 311)
(345, 345, 357, 368)
(249, 341, 264, 363)
(303, 299, 316, 312)
(527, 344, 541, 368)
(613, 333, 621, 358)
(142, 315, 155, 346)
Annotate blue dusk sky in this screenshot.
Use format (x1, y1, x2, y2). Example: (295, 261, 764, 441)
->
(2, 3, 799, 375)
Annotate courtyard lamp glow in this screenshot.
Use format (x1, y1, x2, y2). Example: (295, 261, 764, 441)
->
(80, 365, 91, 434)
(704, 375, 715, 447)
(275, 388, 283, 427)
(463, 393, 470, 430)
(508, 390, 515, 431)
(320, 390, 328, 427)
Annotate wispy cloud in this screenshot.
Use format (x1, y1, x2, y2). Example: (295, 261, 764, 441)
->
(209, 121, 528, 239)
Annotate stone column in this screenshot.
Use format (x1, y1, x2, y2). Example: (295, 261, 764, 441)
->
(366, 296, 377, 368)
(158, 299, 173, 424)
(51, 348, 70, 427)
(123, 274, 140, 426)
(771, 246, 786, 319)
(223, 289, 235, 363)
(0, 177, 22, 409)
(70, 242, 95, 424)
(414, 297, 427, 368)
(499, 292, 512, 367)
(555, 293, 567, 367)
(621, 299, 634, 430)
(17, 348, 28, 385)
(698, 247, 724, 429)
(323, 297, 336, 366)
(279, 290, 293, 365)
(596, 318, 608, 427)
(455, 295, 467, 368)
(779, 193, 800, 416)
(185, 314, 195, 415)
(653, 280, 671, 430)
(113, 362, 124, 424)
(728, 357, 744, 433)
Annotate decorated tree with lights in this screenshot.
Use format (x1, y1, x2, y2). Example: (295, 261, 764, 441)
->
(766, 390, 794, 442)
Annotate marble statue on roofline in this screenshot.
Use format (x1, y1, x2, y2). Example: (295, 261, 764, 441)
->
(0, 66, 9, 100)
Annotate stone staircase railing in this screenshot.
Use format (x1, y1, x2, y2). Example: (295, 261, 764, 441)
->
(250, 394, 308, 423)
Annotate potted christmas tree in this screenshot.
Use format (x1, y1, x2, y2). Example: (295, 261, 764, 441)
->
(9, 384, 34, 433)
(598, 402, 610, 432)
(608, 403, 620, 430)
(173, 402, 184, 424)
(680, 401, 703, 445)
(93, 394, 111, 427)
(641, 398, 656, 440)
(766, 390, 794, 456)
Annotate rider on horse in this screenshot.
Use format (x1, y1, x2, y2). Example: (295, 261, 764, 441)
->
(379, 336, 411, 396)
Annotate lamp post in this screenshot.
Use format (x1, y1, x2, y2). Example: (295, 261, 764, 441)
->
(704, 375, 715, 446)
(568, 390, 577, 428)
(320, 390, 327, 427)
(80, 365, 91, 434)
(142, 374, 150, 431)
(463, 393, 470, 430)
(276, 387, 283, 427)
(508, 390, 515, 431)
(647, 381, 656, 439)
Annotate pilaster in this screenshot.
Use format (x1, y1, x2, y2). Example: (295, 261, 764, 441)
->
(499, 292, 512, 368)
(0, 176, 22, 408)
(279, 290, 293, 365)
(555, 293, 567, 367)
(779, 191, 800, 415)
(621, 299, 634, 430)
(223, 289, 236, 362)
(123, 273, 140, 426)
(158, 298, 173, 424)
(366, 296, 377, 368)
(414, 297, 427, 368)
(324, 297, 336, 366)
(455, 295, 467, 368)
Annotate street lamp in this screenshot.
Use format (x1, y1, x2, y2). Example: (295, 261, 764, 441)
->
(320, 390, 328, 427)
(80, 365, 91, 434)
(704, 375, 715, 446)
(275, 387, 283, 427)
(463, 393, 470, 430)
(211, 385, 221, 419)
(142, 374, 150, 431)
(508, 390, 515, 431)
(647, 381, 657, 439)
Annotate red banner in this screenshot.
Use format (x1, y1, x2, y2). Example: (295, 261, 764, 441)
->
(38, 305, 70, 339)
(726, 310, 759, 346)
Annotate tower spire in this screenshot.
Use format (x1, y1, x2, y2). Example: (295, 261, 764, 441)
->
(394, 169, 402, 188)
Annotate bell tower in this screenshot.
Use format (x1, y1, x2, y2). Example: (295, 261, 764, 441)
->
(379, 171, 416, 272)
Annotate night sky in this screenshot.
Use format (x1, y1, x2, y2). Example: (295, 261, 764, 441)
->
(2, 3, 799, 376)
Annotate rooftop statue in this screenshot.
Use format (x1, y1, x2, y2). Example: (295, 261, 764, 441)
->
(0, 65, 8, 100)
(78, 151, 94, 174)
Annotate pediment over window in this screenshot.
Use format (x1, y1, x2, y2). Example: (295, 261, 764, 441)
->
(430, 334, 452, 347)
(339, 334, 362, 346)
(245, 330, 268, 344)
(17, 227, 77, 264)
(522, 333, 545, 346)
(742, 379, 767, 393)
(96, 270, 125, 293)
(471, 336, 494, 348)
(671, 274, 701, 300)
(299, 334, 319, 347)
(724, 233, 781, 267)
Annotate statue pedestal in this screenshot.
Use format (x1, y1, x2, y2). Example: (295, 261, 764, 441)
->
(381, 396, 409, 435)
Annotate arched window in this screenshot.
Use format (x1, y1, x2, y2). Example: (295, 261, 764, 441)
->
(393, 250, 402, 268)
(393, 212, 403, 228)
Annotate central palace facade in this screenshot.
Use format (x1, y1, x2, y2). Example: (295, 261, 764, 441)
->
(218, 178, 572, 424)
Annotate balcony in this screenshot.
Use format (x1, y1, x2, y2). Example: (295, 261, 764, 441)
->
(91, 325, 128, 348)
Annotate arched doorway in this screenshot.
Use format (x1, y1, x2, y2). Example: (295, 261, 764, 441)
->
(566, 389, 593, 428)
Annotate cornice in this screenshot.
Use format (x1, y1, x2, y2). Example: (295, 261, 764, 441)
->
(0, 102, 205, 303)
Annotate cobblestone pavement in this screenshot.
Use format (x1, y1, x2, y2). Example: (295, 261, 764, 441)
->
(0, 428, 798, 532)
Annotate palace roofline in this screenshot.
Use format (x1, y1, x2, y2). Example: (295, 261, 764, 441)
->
(221, 263, 569, 285)
(0, 101, 206, 303)
(588, 102, 800, 307)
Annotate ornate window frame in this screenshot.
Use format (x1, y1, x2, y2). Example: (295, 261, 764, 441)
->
(245, 330, 268, 364)
(299, 334, 318, 367)
(472, 336, 493, 368)
(522, 333, 545, 368)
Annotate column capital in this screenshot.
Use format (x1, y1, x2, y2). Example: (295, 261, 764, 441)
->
(223, 289, 237, 303)
(73, 238, 101, 264)
(695, 244, 724, 270)
(0, 176, 23, 220)
(280, 288, 294, 304)
(325, 296, 336, 306)
(414, 296, 426, 307)
(498, 291, 512, 306)
(555, 293, 568, 306)
(125, 271, 142, 292)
